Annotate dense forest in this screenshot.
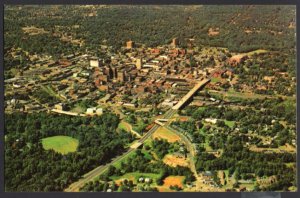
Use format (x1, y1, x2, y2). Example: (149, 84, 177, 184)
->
(4, 5, 296, 60)
(4, 112, 135, 191)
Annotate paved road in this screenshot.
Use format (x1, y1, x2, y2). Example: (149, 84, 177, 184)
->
(172, 78, 211, 110)
(65, 108, 177, 192)
(65, 148, 134, 192)
(166, 125, 201, 189)
(64, 79, 209, 192)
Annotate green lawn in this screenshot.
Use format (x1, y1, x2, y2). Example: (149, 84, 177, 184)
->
(211, 89, 294, 101)
(220, 170, 234, 189)
(113, 151, 136, 169)
(41, 85, 66, 101)
(211, 77, 220, 83)
(203, 138, 213, 152)
(118, 122, 131, 132)
(285, 162, 295, 168)
(246, 49, 268, 56)
(41, 135, 79, 154)
(143, 139, 153, 148)
(224, 120, 235, 128)
(71, 105, 86, 113)
(110, 172, 162, 184)
(142, 150, 153, 160)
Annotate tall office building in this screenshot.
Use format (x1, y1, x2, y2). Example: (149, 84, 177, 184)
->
(104, 66, 113, 79)
(172, 38, 179, 47)
(113, 67, 118, 79)
(136, 58, 142, 70)
(117, 71, 126, 82)
(126, 40, 134, 49)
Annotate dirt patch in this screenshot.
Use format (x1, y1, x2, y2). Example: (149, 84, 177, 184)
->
(218, 171, 225, 185)
(22, 26, 49, 35)
(114, 176, 135, 186)
(157, 186, 175, 192)
(244, 29, 253, 34)
(257, 175, 277, 187)
(163, 154, 189, 167)
(228, 54, 248, 65)
(152, 127, 181, 143)
(145, 123, 155, 131)
(249, 145, 296, 153)
(178, 116, 189, 122)
(163, 176, 185, 188)
(280, 143, 296, 153)
(208, 28, 220, 36)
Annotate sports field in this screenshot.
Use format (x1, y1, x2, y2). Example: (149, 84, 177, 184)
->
(42, 135, 79, 154)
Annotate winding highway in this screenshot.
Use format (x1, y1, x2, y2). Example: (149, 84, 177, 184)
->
(65, 79, 209, 192)
(65, 108, 177, 192)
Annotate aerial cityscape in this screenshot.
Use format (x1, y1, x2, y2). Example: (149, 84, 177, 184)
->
(4, 5, 297, 192)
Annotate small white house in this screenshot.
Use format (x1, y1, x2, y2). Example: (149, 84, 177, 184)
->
(90, 59, 100, 67)
(96, 108, 103, 115)
(86, 107, 97, 114)
(86, 107, 103, 116)
(138, 177, 144, 183)
(204, 118, 217, 124)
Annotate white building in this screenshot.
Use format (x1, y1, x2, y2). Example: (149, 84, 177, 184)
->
(86, 107, 103, 115)
(90, 59, 100, 67)
(204, 118, 218, 124)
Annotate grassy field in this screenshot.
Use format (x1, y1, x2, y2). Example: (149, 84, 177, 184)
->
(210, 89, 294, 101)
(285, 162, 295, 168)
(70, 101, 88, 113)
(118, 122, 131, 132)
(203, 138, 213, 152)
(41, 85, 66, 101)
(224, 120, 235, 128)
(211, 77, 221, 83)
(288, 186, 297, 191)
(152, 127, 181, 143)
(246, 49, 268, 56)
(71, 105, 85, 113)
(113, 151, 136, 169)
(111, 172, 161, 185)
(142, 150, 153, 160)
(42, 135, 79, 154)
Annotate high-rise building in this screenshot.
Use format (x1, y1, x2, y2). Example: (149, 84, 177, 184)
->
(90, 59, 100, 67)
(126, 40, 134, 49)
(172, 38, 179, 47)
(136, 58, 142, 70)
(117, 71, 126, 82)
(113, 67, 118, 79)
(104, 66, 113, 79)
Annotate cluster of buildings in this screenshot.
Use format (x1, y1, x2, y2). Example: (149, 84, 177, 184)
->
(5, 50, 103, 114)
(5, 38, 235, 115)
(90, 38, 227, 109)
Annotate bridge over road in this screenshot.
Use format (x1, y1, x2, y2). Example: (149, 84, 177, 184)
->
(64, 79, 210, 192)
(172, 78, 211, 110)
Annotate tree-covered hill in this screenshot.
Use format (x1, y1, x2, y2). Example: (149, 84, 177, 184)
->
(4, 5, 296, 57)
